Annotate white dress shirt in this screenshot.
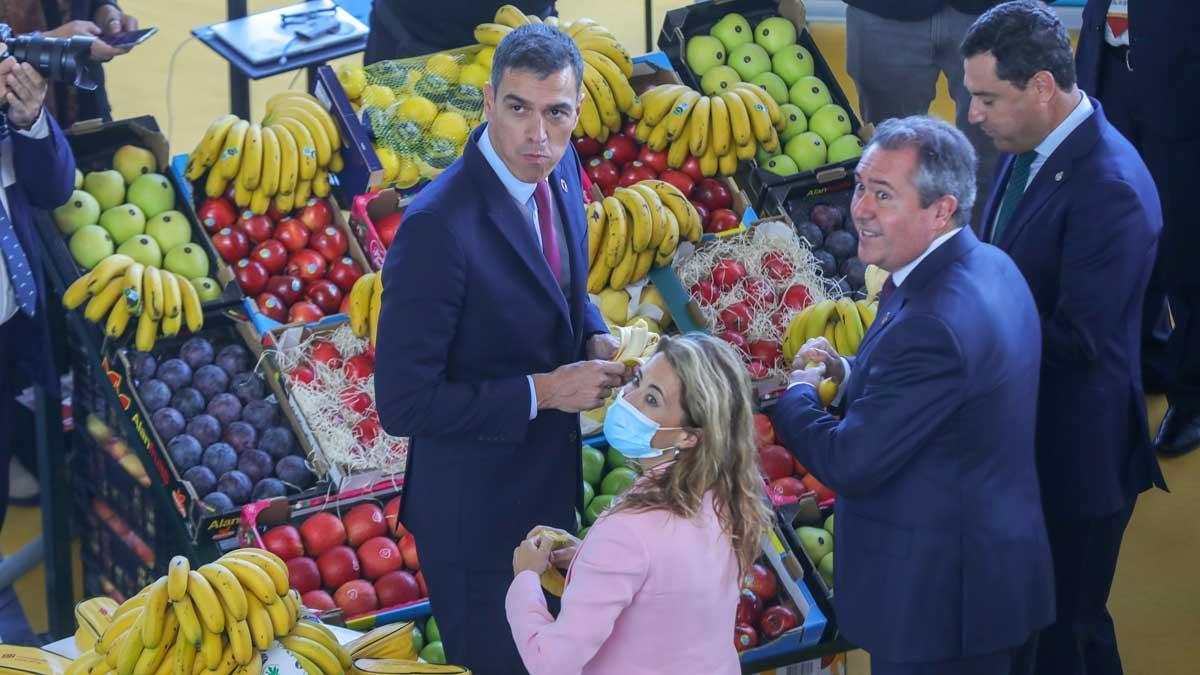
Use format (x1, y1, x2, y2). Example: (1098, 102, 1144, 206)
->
(0, 109, 51, 325)
(1025, 93, 1093, 189)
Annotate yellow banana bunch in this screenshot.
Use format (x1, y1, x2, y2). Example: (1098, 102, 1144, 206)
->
(781, 296, 878, 364)
(348, 272, 378, 339)
(75, 597, 120, 652)
(351, 659, 470, 675)
(588, 178, 696, 293)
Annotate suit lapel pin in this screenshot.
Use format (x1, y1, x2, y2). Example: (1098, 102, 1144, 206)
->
(560, 178, 568, 192)
(1054, 171, 1063, 182)
(879, 312, 893, 327)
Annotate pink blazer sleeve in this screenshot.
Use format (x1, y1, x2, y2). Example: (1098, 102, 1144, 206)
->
(504, 515, 649, 675)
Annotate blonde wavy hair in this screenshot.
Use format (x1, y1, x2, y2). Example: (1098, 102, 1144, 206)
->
(608, 333, 773, 573)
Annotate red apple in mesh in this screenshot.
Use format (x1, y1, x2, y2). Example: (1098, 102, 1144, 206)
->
(317, 545, 361, 589)
(234, 259, 269, 295)
(759, 605, 799, 639)
(274, 218, 310, 253)
(637, 146, 668, 174)
(736, 588, 764, 625)
(355, 418, 382, 445)
(383, 496, 407, 538)
(237, 214, 275, 244)
(712, 259, 747, 291)
(299, 512, 346, 556)
(286, 556, 321, 594)
(398, 533, 419, 570)
(690, 279, 719, 305)
(375, 213, 403, 249)
(306, 279, 344, 314)
(299, 199, 333, 231)
(719, 302, 753, 334)
(706, 208, 741, 234)
(734, 623, 758, 652)
(256, 292, 287, 322)
(343, 354, 374, 381)
(327, 257, 364, 294)
(288, 301, 324, 324)
(198, 198, 236, 233)
(659, 170, 695, 197)
(261, 524, 304, 560)
(695, 178, 733, 210)
(252, 239, 289, 275)
(770, 476, 806, 498)
(212, 227, 250, 263)
(782, 285, 811, 311)
(741, 277, 777, 307)
(758, 444, 793, 481)
(374, 570, 421, 607)
(720, 330, 748, 354)
(301, 590, 336, 612)
(585, 157, 619, 193)
(741, 562, 777, 600)
(334, 579, 378, 617)
(343, 503, 387, 547)
(681, 156, 704, 182)
(340, 387, 372, 414)
(602, 135, 638, 166)
(749, 340, 782, 368)
(358, 535, 403, 580)
(754, 414, 776, 448)
(266, 275, 305, 305)
(287, 249, 327, 282)
(762, 252, 794, 282)
(572, 136, 602, 159)
(618, 161, 657, 188)
(748, 360, 770, 379)
(310, 341, 342, 368)
(289, 365, 315, 385)
(309, 226, 349, 262)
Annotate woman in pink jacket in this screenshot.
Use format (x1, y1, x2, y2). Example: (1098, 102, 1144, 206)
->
(506, 334, 773, 674)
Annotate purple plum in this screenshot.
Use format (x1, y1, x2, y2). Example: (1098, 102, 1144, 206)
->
(215, 344, 251, 376)
(193, 365, 230, 399)
(217, 470, 254, 505)
(205, 393, 242, 426)
(275, 455, 315, 489)
(130, 352, 157, 381)
(201, 491, 234, 512)
(252, 478, 287, 501)
(241, 400, 279, 432)
(183, 465, 216, 495)
(260, 426, 296, 460)
(138, 379, 171, 412)
(167, 434, 203, 472)
(152, 407, 186, 442)
(185, 414, 222, 447)
(237, 449, 273, 483)
(171, 387, 206, 419)
(202, 442, 238, 476)
(229, 372, 265, 404)
(180, 337, 215, 370)
(223, 421, 257, 453)
(157, 358, 193, 391)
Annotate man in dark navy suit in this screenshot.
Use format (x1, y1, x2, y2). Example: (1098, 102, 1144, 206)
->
(962, 2, 1167, 672)
(0, 45, 77, 530)
(374, 24, 625, 673)
(772, 115, 1054, 675)
(1075, 0, 1200, 457)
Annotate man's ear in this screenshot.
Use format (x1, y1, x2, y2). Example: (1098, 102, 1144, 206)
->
(934, 194, 959, 229)
(483, 81, 495, 118)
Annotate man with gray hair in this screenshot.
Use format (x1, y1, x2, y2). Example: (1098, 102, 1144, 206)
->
(376, 23, 624, 672)
(772, 115, 1055, 674)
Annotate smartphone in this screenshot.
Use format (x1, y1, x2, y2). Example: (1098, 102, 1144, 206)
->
(99, 27, 157, 49)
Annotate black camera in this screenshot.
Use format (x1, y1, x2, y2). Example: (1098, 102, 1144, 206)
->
(0, 23, 100, 90)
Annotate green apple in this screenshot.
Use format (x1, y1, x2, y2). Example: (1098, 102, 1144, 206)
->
(789, 76, 833, 116)
(699, 65, 740, 97)
(112, 144, 157, 185)
(785, 132, 828, 171)
(579, 526, 590, 539)
(755, 17, 797, 54)
(53, 190, 100, 235)
(191, 277, 222, 303)
(686, 35, 726, 77)
(819, 551, 834, 587)
(809, 104, 853, 145)
(828, 134, 864, 163)
(83, 170, 125, 211)
(418, 642, 446, 665)
(600, 466, 638, 496)
(755, 145, 774, 166)
(605, 445, 632, 472)
(765, 155, 798, 177)
(710, 13, 753, 52)
(127, 173, 176, 218)
(779, 103, 808, 142)
(145, 210, 191, 253)
(823, 513, 835, 535)
(582, 480, 595, 509)
(582, 445, 605, 487)
(99, 203, 146, 245)
(116, 234, 163, 268)
(74, 169, 83, 189)
(164, 243, 210, 280)
(772, 45, 815, 86)
(750, 72, 789, 105)
(410, 626, 424, 656)
(728, 42, 771, 81)
(425, 617, 440, 643)
(69, 225, 114, 269)
(796, 525, 833, 562)
(585, 493, 616, 524)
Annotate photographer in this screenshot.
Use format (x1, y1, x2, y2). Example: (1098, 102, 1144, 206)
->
(0, 44, 77, 532)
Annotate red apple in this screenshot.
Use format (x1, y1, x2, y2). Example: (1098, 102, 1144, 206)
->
(741, 277, 776, 307)
(198, 198, 236, 233)
(298, 199, 333, 231)
(602, 135, 639, 166)
(749, 340, 782, 368)
(748, 360, 770, 379)
(327, 257, 364, 294)
(309, 226, 349, 262)
(333, 579, 378, 617)
(712, 259, 747, 291)
(706, 208, 740, 234)
(754, 414, 776, 448)
(237, 214, 275, 244)
(718, 302, 753, 334)
(306, 279, 343, 314)
(343, 354, 374, 381)
(383, 496, 406, 538)
(274, 218, 310, 253)
(659, 170, 694, 197)
(762, 252, 794, 282)
(267, 203, 286, 223)
(692, 201, 710, 227)
(585, 157, 619, 193)
(415, 570, 427, 597)
(340, 387, 372, 414)
(310, 341, 342, 368)
(782, 285, 812, 311)
(741, 563, 778, 601)
(212, 227, 250, 263)
(286, 556, 321, 594)
(252, 239, 289, 275)
(695, 178, 733, 210)
(719, 330, 748, 354)
(572, 136, 602, 159)
(802, 474, 835, 502)
(339, 291, 352, 316)
(637, 146, 668, 174)
(300, 512, 346, 556)
(288, 301, 324, 324)
(758, 445, 793, 481)
(266, 275, 305, 305)
(354, 418, 382, 445)
(358, 535, 403, 580)
(256, 292, 288, 322)
(735, 624, 758, 652)
(375, 213, 403, 249)
(223, 183, 238, 204)
(234, 259, 269, 295)
(317, 545, 361, 589)
(793, 458, 808, 476)
(289, 365, 315, 385)
(261, 525, 304, 560)
(622, 119, 639, 137)
(736, 588, 764, 625)
(690, 278, 719, 305)
(770, 476, 806, 498)
(300, 590, 336, 612)
(759, 605, 799, 639)
(287, 249, 327, 282)
(398, 533, 419, 571)
(618, 161, 657, 187)
(681, 156, 704, 182)
(374, 570, 421, 607)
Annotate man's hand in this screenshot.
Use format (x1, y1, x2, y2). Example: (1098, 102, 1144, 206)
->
(0, 57, 47, 129)
(795, 337, 846, 384)
(93, 5, 138, 61)
(532, 360, 627, 413)
(43, 20, 125, 62)
(512, 535, 552, 577)
(788, 361, 824, 390)
(586, 333, 620, 361)
(527, 525, 580, 570)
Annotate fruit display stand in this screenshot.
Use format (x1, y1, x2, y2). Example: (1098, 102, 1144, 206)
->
(347, 189, 404, 272)
(313, 65, 383, 201)
(657, 0, 867, 211)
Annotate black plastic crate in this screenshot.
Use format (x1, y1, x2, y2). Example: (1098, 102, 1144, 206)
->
(763, 171, 865, 296)
(658, 0, 863, 210)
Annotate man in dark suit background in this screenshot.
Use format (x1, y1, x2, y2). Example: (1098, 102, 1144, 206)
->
(1075, 0, 1200, 457)
(962, 2, 1167, 671)
(365, 1, 556, 63)
(771, 115, 1053, 675)
(375, 24, 626, 673)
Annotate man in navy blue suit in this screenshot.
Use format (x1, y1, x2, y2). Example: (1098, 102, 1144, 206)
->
(0, 46, 77, 530)
(962, 2, 1167, 672)
(772, 115, 1054, 675)
(375, 24, 626, 673)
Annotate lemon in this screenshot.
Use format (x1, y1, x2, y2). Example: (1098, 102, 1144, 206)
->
(395, 158, 421, 188)
(474, 47, 495, 69)
(360, 84, 395, 109)
(337, 65, 366, 100)
(430, 111, 470, 146)
(397, 96, 439, 129)
(375, 146, 400, 182)
(458, 63, 489, 89)
(425, 53, 461, 83)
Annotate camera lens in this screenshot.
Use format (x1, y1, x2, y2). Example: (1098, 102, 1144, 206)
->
(5, 33, 99, 90)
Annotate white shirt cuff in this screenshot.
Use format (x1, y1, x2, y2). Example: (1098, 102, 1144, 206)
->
(14, 108, 50, 139)
(787, 381, 818, 392)
(831, 358, 852, 406)
(527, 375, 538, 420)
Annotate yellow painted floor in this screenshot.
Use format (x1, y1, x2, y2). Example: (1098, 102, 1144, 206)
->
(2, 3, 1195, 672)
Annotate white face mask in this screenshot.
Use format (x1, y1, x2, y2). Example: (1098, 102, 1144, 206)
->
(603, 395, 685, 459)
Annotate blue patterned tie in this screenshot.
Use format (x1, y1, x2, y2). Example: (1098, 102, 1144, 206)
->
(0, 120, 37, 317)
